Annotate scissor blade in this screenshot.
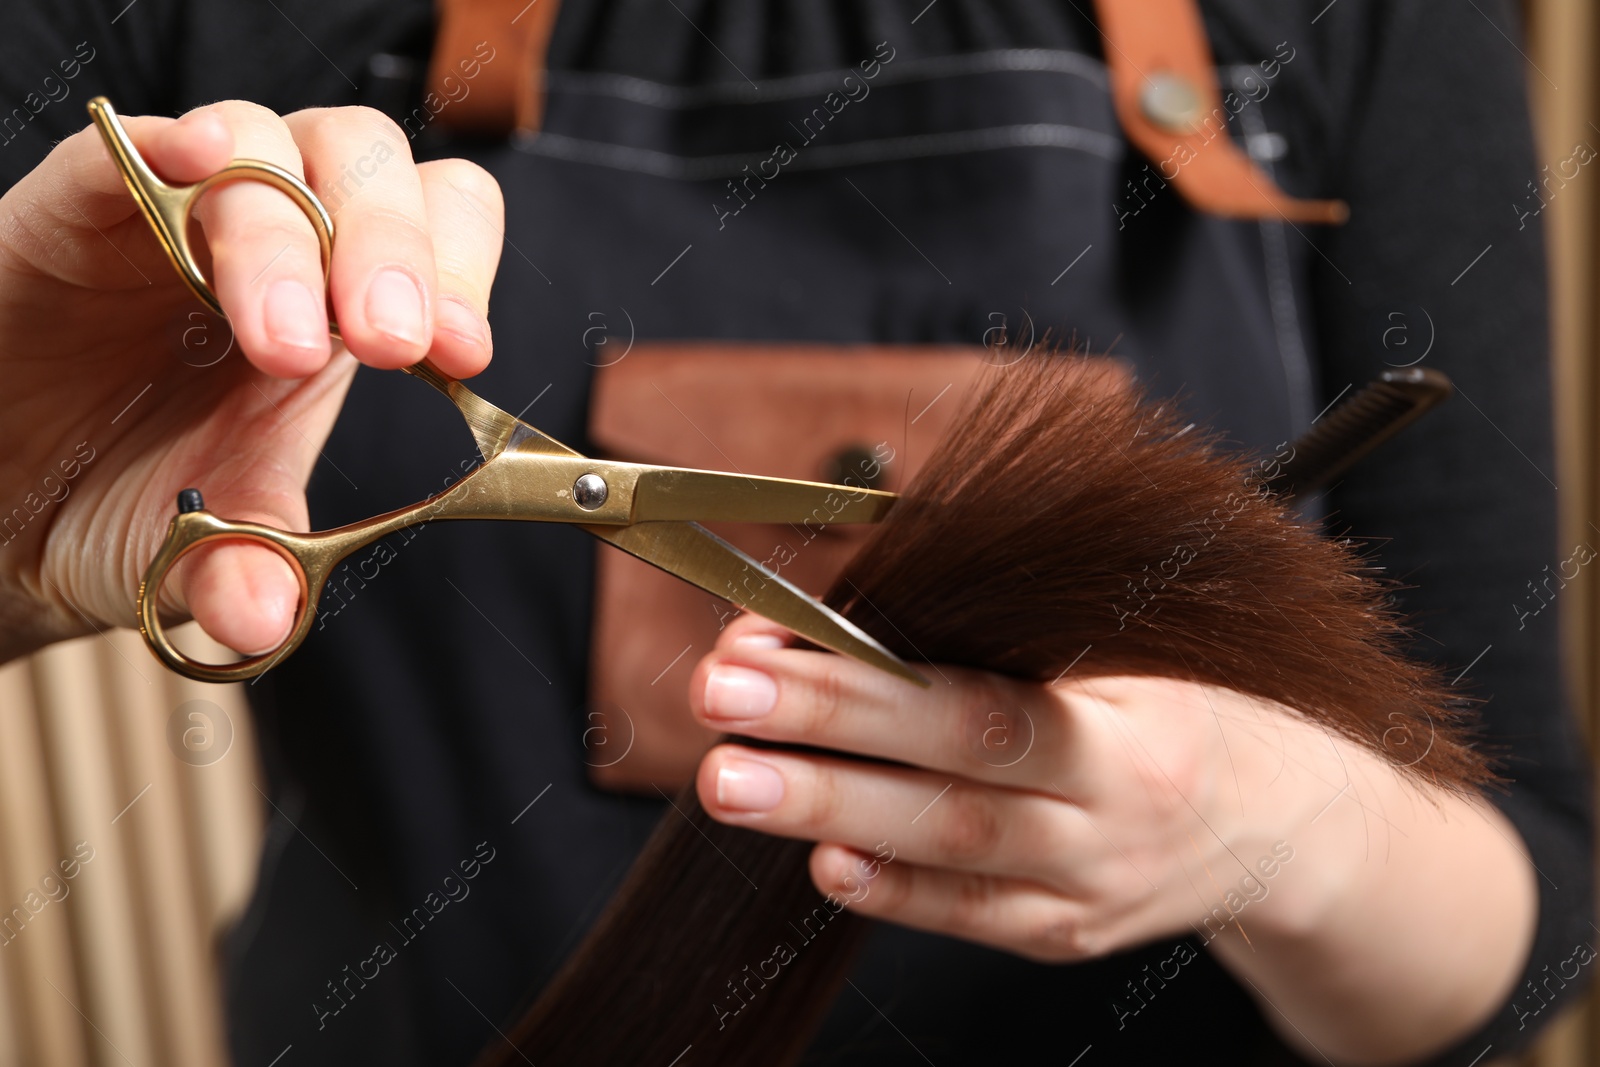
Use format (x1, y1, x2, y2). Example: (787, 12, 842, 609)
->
(630, 467, 897, 525)
(586, 521, 927, 687)
(403, 361, 575, 461)
(402, 365, 899, 528)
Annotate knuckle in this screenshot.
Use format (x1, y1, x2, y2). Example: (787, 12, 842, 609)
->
(1023, 910, 1094, 962)
(426, 158, 503, 216)
(1156, 742, 1208, 802)
(351, 107, 409, 149)
(800, 664, 851, 740)
(932, 787, 1002, 863)
(200, 101, 300, 157)
(1024, 808, 1077, 879)
(804, 763, 844, 830)
(202, 99, 284, 131)
(312, 106, 410, 154)
(959, 674, 1024, 766)
(348, 206, 433, 251)
(870, 863, 913, 913)
(947, 872, 1001, 931)
(240, 215, 321, 247)
(208, 215, 323, 275)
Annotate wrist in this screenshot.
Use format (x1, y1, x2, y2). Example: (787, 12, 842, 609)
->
(1207, 774, 1537, 1063)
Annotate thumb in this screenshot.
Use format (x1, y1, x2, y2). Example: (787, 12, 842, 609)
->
(154, 358, 357, 659)
(178, 522, 302, 658)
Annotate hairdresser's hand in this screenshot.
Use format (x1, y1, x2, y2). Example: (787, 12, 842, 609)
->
(0, 102, 504, 663)
(691, 614, 1537, 1064)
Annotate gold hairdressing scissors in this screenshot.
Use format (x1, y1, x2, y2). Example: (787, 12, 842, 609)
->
(87, 97, 924, 686)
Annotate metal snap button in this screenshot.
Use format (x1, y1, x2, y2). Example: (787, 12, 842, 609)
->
(1140, 72, 1204, 133)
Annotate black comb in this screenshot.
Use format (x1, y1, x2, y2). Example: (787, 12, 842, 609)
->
(1273, 368, 1454, 495)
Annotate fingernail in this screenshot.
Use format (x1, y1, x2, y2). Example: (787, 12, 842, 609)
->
(716, 758, 785, 812)
(703, 664, 777, 721)
(365, 268, 426, 346)
(733, 633, 784, 649)
(435, 297, 489, 354)
(263, 279, 327, 352)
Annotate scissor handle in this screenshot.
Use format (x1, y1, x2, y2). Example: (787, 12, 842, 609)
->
(138, 489, 342, 683)
(86, 97, 335, 324)
(138, 464, 509, 681)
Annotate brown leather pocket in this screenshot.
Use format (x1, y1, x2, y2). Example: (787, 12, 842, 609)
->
(583, 343, 994, 791)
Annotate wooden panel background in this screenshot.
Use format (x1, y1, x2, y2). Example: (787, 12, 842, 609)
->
(1521, 0, 1600, 1062)
(0, 628, 261, 1067)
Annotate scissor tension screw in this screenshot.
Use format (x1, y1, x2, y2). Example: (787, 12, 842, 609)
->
(573, 473, 609, 510)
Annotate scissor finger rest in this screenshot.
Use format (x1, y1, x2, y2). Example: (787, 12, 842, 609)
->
(87, 97, 334, 326)
(138, 463, 502, 682)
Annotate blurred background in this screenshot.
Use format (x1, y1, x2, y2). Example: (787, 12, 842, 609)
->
(0, 2, 1597, 1063)
(0, 629, 260, 1067)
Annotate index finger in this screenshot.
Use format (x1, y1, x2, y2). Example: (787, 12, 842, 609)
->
(183, 100, 338, 378)
(687, 640, 1076, 793)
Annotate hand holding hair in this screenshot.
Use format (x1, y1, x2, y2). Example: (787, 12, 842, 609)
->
(485, 356, 1534, 1066)
(693, 619, 1532, 1063)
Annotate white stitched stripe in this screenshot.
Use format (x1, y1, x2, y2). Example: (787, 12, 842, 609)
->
(544, 48, 1108, 109)
(515, 122, 1120, 179)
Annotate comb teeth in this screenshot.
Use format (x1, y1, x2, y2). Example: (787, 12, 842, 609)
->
(1273, 368, 1454, 494)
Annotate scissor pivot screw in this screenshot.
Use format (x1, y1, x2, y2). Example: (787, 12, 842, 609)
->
(573, 473, 609, 510)
(177, 488, 205, 514)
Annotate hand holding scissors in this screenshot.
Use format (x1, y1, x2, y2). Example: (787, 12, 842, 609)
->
(0, 100, 506, 664)
(84, 98, 920, 686)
